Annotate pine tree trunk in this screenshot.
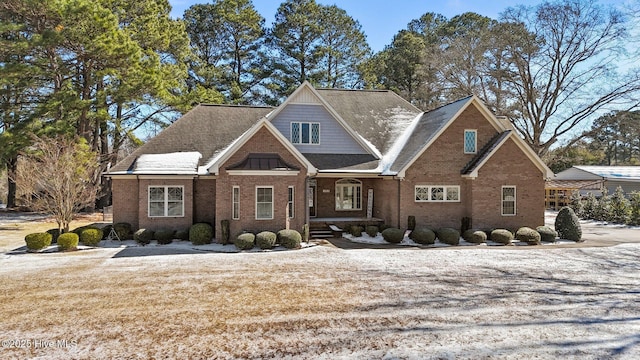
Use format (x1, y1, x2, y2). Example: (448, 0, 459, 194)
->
(6, 156, 17, 208)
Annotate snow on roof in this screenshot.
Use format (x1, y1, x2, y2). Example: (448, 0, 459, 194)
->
(574, 166, 640, 180)
(379, 112, 424, 175)
(133, 152, 202, 174)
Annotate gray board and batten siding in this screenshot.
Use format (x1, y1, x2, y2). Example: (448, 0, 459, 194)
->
(270, 103, 370, 155)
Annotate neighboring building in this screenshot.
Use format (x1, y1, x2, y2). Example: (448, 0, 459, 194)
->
(546, 166, 640, 209)
(106, 82, 553, 240)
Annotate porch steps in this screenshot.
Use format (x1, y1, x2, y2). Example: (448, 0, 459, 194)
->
(310, 228, 334, 239)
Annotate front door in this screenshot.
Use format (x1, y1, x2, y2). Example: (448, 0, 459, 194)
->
(308, 183, 317, 217)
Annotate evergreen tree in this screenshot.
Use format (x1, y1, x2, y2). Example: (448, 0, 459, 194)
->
(609, 186, 630, 224)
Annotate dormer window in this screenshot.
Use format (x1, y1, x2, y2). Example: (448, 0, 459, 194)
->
(291, 122, 320, 144)
(464, 129, 477, 154)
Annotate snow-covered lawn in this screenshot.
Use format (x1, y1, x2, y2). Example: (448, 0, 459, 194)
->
(343, 231, 577, 247)
(1, 235, 640, 359)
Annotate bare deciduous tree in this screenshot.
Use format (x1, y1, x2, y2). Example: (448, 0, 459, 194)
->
(14, 136, 100, 232)
(501, 0, 640, 157)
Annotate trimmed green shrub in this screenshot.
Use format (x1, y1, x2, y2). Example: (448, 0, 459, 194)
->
(437, 228, 460, 246)
(46, 228, 61, 243)
(189, 223, 213, 245)
(555, 207, 582, 242)
(516, 227, 541, 245)
(256, 231, 277, 250)
(350, 225, 363, 237)
(71, 225, 88, 235)
(408, 216, 416, 231)
(365, 225, 379, 237)
(491, 229, 514, 245)
(381, 227, 404, 243)
(80, 228, 103, 246)
(134, 229, 154, 245)
(378, 224, 390, 232)
(155, 229, 174, 245)
(57, 233, 79, 251)
(463, 229, 487, 244)
(113, 222, 133, 240)
(410, 227, 436, 245)
(175, 229, 189, 241)
(278, 229, 302, 249)
(536, 226, 557, 242)
(234, 233, 255, 250)
(302, 223, 309, 243)
(25, 233, 53, 251)
(341, 224, 352, 234)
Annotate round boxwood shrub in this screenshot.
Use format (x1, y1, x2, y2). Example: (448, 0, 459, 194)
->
(46, 228, 61, 243)
(410, 227, 436, 245)
(555, 207, 583, 242)
(463, 229, 487, 244)
(491, 229, 514, 245)
(278, 229, 302, 249)
(80, 228, 104, 246)
(379, 224, 390, 232)
(437, 228, 460, 246)
(256, 231, 277, 250)
(175, 229, 189, 241)
(234, 233, 255, 250)
(536, 226, 558, 243)
(189, 223, 213, 245)
(57, 232, 79, 251)
(113, 222, 133, 240)
(350, 225, 363, 237)
(516, 227, 541, 245)
(154, 229, 174, 245)
(381, 227, 404, 243)
(25, 232, 53, 252)
(134, 229, 154, 245)
(365, 226, 379, 238)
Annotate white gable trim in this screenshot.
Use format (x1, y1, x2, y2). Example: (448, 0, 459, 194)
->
(266, 81, 380, 159)
(397, 96, 551, 179)
(461, 134, 512, 179)
(461, 133, 553, 179)
(200, 118, 316, 176)
(509, 133, 554, 179)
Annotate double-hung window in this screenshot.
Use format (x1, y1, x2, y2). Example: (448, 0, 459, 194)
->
(232, 186, 240, 220)
(148, 186, 184, 217)
(287, 186, 295, 218)
(415, 185, 460, 202)
(464, 129, 477, 154)
(502, 186, 516, 216)
(291, 122, 320, 144)
(256, 186, 273, 220)
(335, 179, 362, 210)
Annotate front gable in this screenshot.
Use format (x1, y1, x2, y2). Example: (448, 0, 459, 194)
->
(397, 96, 552, 179)
(202, 118, 316, 176)
(268, 82, 378, 156)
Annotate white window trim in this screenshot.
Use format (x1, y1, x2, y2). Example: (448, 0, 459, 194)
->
(290, 121, 320, 145)
(288, 186, 295, 219)
(255, 186, 274, 220)
(502, 186, 517, 216)
(414, 185, 461, 203)
(148, 185, 184, 218)
(232, 186, 240, 220)
(464, 129, 477, 154)
(335, 179, 362, 211)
